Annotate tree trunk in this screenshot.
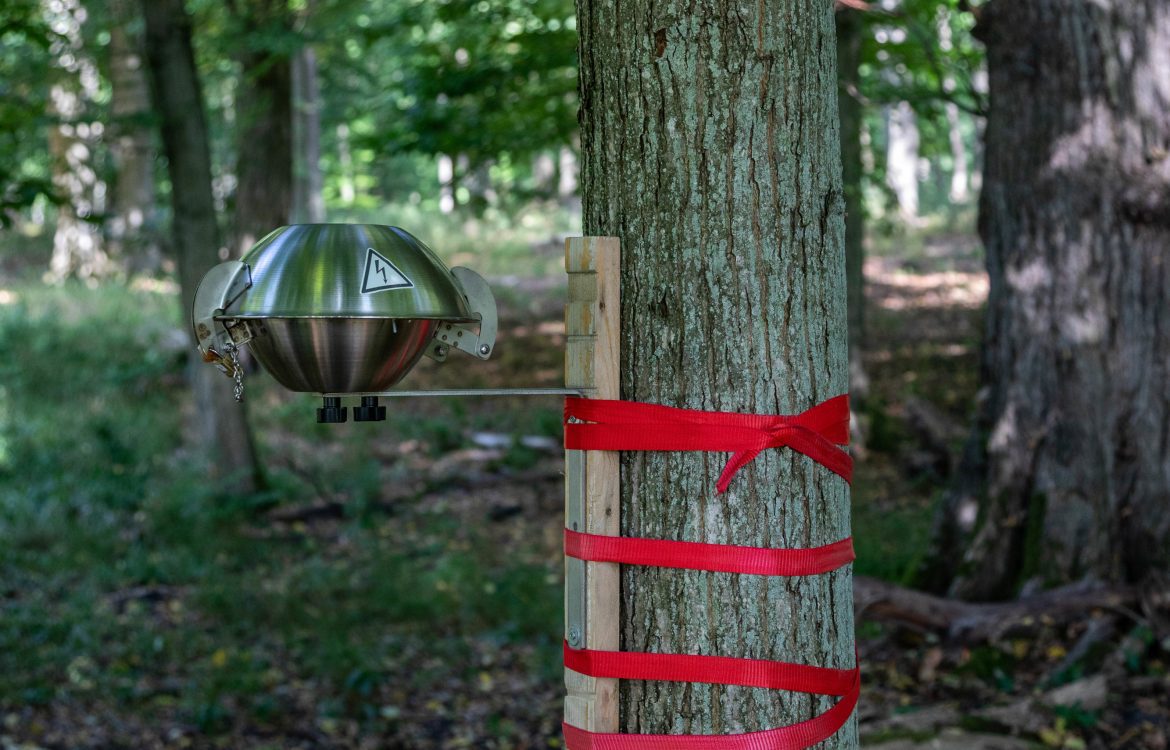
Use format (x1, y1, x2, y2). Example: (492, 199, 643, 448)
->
(107, 0, 160, 274)
(336, 123, 356, 205)
(291, 44, 324, 224)
(558, 145, 579, 210)
(946, 102, 969, 204)
(837, 6, 867, 400)
(438, 153, 455, 214)
(142, 0, 263, 495)
(578, 0, 855, 742)
(948, 0, 1170, 600)
(231, 1, 293, 253)
(886, 101, 919, 221)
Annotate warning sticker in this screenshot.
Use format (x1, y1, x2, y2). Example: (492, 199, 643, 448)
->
(360, 247, 413, 293)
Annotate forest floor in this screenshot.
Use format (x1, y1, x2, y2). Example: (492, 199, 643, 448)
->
(0, 229, 1167, 749)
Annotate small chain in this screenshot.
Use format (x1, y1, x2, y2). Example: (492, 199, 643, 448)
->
(226, 342, 244, 402)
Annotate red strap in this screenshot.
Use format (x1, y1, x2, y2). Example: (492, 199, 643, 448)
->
(564, 395, 852, 493)
(564, 642, 856, 695)
(562, 667, 860, 750)
(565, 529, 854, 576)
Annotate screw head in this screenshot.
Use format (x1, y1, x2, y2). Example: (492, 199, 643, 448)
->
(567, 626, 582, 647)
(479, 344, 490, 355)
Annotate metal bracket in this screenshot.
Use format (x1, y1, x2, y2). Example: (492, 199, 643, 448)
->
(192, 261, 253, 376)
(425, 267, 497, 362)
(321, 387, 584, 399)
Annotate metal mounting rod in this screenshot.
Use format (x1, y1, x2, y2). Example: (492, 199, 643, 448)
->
(321, 387, 585, 399)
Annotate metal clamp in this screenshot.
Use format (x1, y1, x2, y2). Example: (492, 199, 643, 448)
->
(425, 267, 497, 362)
(192, 261, 253, 377)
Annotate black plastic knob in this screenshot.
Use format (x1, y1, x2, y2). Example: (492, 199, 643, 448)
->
(353, 396, 386, 422)
(317, 396, 348, 423)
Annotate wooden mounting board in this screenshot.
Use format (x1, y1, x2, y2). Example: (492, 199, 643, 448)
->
(564, 236, 621, 732)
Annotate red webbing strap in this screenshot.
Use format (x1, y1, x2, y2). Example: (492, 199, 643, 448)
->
(565, 529, 855, 576)
(564, 642, 856, 695)
(563, 395, 852, 493)
(562, 667, 860, 750)
(562, 394, 858, 748)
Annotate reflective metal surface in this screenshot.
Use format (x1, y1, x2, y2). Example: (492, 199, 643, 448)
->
(229, 224, 475, 320)
(205, 224, 495, 394)
(246, 318, 437, 393)
(323, 388, 585, 398)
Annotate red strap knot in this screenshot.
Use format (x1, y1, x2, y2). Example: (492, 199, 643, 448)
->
(564, 395, 852, 493)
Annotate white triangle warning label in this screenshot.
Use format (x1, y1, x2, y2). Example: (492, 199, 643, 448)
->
(360, 247, 414, 294)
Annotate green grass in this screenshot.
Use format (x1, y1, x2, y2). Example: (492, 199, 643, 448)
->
(0, 279, 561, 733)
(851, 485, 932, 584)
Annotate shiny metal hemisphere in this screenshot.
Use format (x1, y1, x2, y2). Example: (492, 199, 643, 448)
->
(233, 224, 475, 321)
(245, 318, 438, 393)
(194, 224, 496, 398)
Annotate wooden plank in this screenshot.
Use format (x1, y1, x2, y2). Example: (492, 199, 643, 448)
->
(565, 301, 597, 337)
(564, 236, 621, 733)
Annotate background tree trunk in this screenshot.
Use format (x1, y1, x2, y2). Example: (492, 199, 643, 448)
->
(107, 0, 160, 274)
(291, 44, 324, 224)
(837, 6, 867, 400)
(945, 102, 969, 204)
(142, 0, 263, 495)
(578, 0, 855, 741)
(231, 0, 293, 253)
(947, 0, 1170, 600)
(885, 101, 919, 222)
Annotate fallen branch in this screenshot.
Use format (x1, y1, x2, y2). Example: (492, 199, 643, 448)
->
(854, 575, 1144, 642)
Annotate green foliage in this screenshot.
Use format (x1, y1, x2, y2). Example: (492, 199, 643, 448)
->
(851, 1, 987, 219)
(861, 0, 986, 118)
(0, 1, 59, 219)
(365, 0, 578, 164)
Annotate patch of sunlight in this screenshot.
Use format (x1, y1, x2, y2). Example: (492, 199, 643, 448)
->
(0, 289, 18, 305)
(129, 277, 180, 295)
(869, 262, 989, 312)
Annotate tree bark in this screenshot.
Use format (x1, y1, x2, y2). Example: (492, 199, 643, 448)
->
(947, 0, 1170, 600)
(142, 0, 263, 495)
(837, 6, 867, 400)
(578, 0, 855, 742)
(231, 0, 293, 253)
(107, 0, 160, 274)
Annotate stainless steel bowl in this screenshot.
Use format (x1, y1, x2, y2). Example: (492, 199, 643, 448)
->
(196, 224, 493, 394)
(232, 224, 476, 321)
(245, 318, 438, 393)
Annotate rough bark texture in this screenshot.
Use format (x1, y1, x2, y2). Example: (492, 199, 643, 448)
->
(837, 7, 866, 399)
(142, 0, 263, 495)
(578, 0, 855, 742)
(947, 0, 1170, 600)
(231, 0, 293, 253)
